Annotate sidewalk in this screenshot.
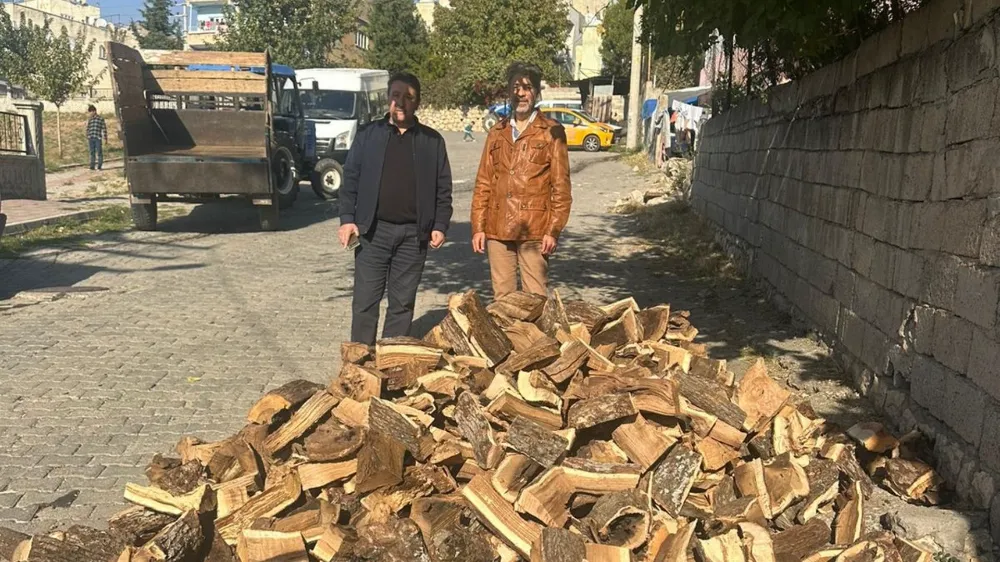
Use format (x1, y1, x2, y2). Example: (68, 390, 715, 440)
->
(3, 163, 128, 236)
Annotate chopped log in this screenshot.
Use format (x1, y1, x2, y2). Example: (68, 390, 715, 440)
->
(355, 430, 406, 494)
(124, 483, 212, 516)
(762, 453, 810, 517)
(649, 444, 702, 517)
(637, 305, 670, 341)
(772, 518, 831, 562)
(302, 420, 365, 462)
(678, 373, 747, 430)
(733, 459, 773, 519)
(499, 339, 562, 374)
(138, 509, 203, 562)
(17, 535, 105, 562)
(576, 440, 629, 464)
(590, 308, 642, 349)
(738, 522, 775, 562)
(487, 391, 563, 430)
(584, 543, 631, 562)
(492, 454, 544, 503)
(884, 458, 939, 501)
(58, 526, 125, 562)
(799, 547, 846, 562)
(0, 528, 28, 562)
(367, 398, 435, 462)
(611, 414, 676, 469)
(830, 445, 875, 498)
(236, 529, 309, 562)
(797, 459, 840, 523)
(503, 321, 551, 354)
(145, 455, 204, 496)
(489, 291, 547, 322)
(176, 437, 223, 467)
(416, 371, 460, 398)
(375, 337, 443, 370)
(846, 422, 899, 454)
(689, 356, 732, 386)
(517, 371, 562, 409)
(262, 391, 340, 457)
(206, 438, 259, 483)
(834, 481, 864, 545)
(697, 437, 740, 472)
(833, 540, 886, 562)
(341, 342, 372, 365)
(215, 471, 302, 545)
(628, 378, 681, 417)
(735, 358, 790, 431)
(215, 482, 250, 520)
(515, 465, 640, 527)
(566, 394, 636, 429)
(505, 416, 570, 467)
(329, 363, 382, 402)
(648, 342, 692, 373)
(462, 473, 542, 558)
(536, 291, 571, 337)
(298, 460, 358, 490)
(108, 507, 178, 547)
(894, 537, 933, 562)
(599, 297, 639, 319)
(433, 313, 478, 356)
(410, 497, 497, 562)
(696, 529, 746, 562)
(529, 528, 586, 562)
(454, 391, 504, 469)
(711, 496, 765, 528)
(541, 340, 589, 384)
(312, 526, 353, 562)
(582, 489, 649, 550)
(563, 299, 610, 334)
(247, 380, 325, 425)
(452, 291, 514, 366)
(749, 428, 777, 461)
(646, 518, 695, 562)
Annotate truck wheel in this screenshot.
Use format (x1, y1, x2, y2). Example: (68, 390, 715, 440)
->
(272, 145, 298, 210)
(258, 204, 279, 231)
(482, 113, 499, 132)
(131, 197, 157, 231)
(583, 134, 601, 153)
(311, 159, 343, 200)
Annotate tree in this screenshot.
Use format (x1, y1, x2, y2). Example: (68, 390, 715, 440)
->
(7, 16, 95, 157)
(219, 0, 359, 68)
(366, 0, 430, 74)
(131, 0, 182, 50)
(599, 0, 632, 80)
(428, 0, 570, 105)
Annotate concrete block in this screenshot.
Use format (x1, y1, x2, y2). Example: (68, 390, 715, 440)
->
(979, 399, 1000, 472)
(870, 240, 897, 289)
(910, 202, 945, 251)
(856, 35, 881, 79)
(888, 201, 914, 248)
(939, 200, 987, 258)
(925, 0, 963, 46)
(901, 5, 930, 55)
(921, 253, 962, 311)
(946, 79, 998, 145)
(931, 311, 973, 373)
(946, 23, 997, 92)
(943, 366, 988, 446)
(971, 471, 997, 510)
(981, 213, 1000, 267)
(858, 151, 881, 194)
(839, 308, 868, 359)
(892, 106, 917, 151)
(892, 248, 927, 299)
(918, 102, 947, 153)
(862, 195, 890, 241)
(911, 304, 937, 356)
(875, 288, 907, 338)
(968, 328, 1000, 401)
(910, 354, 949, 412)
(954, 261, 1000, 330)
(944, 139, 1000, 200)
(854, 275, 881, 324)
(852, 233, 877, 279)
(834, 265, 858, 305)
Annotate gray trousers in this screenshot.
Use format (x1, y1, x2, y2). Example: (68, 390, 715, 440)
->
(351, 221, 428, 345)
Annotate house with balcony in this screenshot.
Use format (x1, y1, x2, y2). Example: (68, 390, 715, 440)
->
(182, 0, 228, 50)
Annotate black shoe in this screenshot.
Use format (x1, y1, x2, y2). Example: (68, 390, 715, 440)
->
(89, 167, 95, 170)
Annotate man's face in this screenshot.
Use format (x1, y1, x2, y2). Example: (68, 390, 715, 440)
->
(388, 80, 419, 125)
(511, 77, 537, 117)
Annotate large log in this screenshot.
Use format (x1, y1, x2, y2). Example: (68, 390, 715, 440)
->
(261, 391, 340, 457)
(368, 398, 436, 462)
(529, 528, 586, 562)
(566, 394, 636, 429)
(462, 473, 542, 558)
(649, 444, 702, 517)
(215, 471, 302, 545)
(356, 430, 406, 494)
(454, 391, 504, 469)
(452, 291, 514, 366)
(247, 380, 325, 425)
(504, 416, 570, 468)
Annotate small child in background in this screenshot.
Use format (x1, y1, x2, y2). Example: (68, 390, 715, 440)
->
(463, 120, 476, 142)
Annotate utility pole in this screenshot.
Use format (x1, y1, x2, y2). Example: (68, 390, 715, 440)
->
(626, 4, 643, 150)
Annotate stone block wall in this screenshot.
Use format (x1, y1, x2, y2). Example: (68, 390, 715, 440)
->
(0, 101, 46, 200)
(690, 0, 1000, 537)
(418, 106, 488, 132)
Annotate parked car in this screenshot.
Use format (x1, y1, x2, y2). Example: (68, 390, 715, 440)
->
(482, 99, 588, 132)
(539, 107, 615, 152)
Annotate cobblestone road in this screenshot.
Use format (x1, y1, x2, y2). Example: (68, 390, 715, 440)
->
(0, 133, 625, 532)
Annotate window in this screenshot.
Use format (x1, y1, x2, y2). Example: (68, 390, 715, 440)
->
(550, 111, 576, 126)
(355, 31, 369, 50)
(276, 76, 301, 117)
(300, 89, 360, 120)
(99, 45, 107, 60)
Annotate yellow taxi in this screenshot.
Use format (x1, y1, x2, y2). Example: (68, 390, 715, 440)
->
(540, 107, 617, 152)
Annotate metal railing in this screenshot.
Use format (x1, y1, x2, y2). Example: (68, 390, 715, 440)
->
(0, 111, 29, 155)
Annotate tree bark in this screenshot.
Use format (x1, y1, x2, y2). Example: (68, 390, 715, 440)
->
(56, 105, 63, 158)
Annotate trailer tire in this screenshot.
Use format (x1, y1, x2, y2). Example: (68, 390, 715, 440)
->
(272, 145, 299, 210)
(131, 197, 157, 231)
(259, 204, 279, 231)
(311, 159, 343, 200)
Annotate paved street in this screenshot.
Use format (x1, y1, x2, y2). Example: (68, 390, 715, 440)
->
(0, 132, 626, 532)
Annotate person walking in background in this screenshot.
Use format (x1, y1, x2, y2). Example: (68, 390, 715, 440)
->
(338, 72, 453, 345)
(85, 104, 107, 171)
(463, 120, 476, 142)
(471, 62, 572, 298)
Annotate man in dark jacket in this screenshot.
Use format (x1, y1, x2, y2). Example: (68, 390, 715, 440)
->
(338, 72, 453, 345)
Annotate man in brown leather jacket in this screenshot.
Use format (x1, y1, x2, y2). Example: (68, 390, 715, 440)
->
(471, 62, 572, 297)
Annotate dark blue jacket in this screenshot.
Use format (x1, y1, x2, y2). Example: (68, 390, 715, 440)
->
(339, 117, 453, 241)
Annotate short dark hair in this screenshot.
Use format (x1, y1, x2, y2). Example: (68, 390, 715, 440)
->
(506, 62, 542, 98)
(388, 72, 421, 103)
(87, 104, 97, 112)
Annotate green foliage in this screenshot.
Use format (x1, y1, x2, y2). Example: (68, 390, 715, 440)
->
(366, 0, 430, 74)
(600, 0, 633, 80)
(132, 0, 182, 50)
(219, 0, 359, 68)
(427, 0, 570, 105)
(11, 16, 96, 108)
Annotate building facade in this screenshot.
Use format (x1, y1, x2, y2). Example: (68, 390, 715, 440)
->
(1, 0, 137, 100)
(414, 0, 449, 30)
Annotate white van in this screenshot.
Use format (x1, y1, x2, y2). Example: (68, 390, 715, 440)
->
(295, 68, 389, 199)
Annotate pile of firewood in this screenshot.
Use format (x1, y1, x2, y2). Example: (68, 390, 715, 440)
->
(0, 290, 949, 562)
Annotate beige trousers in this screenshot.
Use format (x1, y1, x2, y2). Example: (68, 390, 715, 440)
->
(486, 240, 549, 297)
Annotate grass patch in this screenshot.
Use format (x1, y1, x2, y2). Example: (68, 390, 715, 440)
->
(43, 112, 124, 172)
(0, 206, 132, 256)
(84, 169, 129, 198)
(615, 199, 740, 283)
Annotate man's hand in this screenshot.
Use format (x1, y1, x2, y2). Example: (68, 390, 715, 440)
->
(338, 223, 360, 248)
(541, 235, 558, 255)
(430, 230, 446, 249)
(472, 232, 486, 254)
